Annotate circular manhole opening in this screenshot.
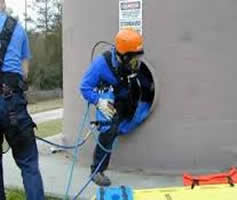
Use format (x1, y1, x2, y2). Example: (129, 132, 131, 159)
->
(138, 58, 159, 115)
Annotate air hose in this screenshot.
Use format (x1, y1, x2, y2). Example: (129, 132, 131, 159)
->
(35, 131, 91, 150)
(64, 102, 91, 199)
(72, 154, 108, 200)
(1, 122, 93, 154)
(91, 125, 118, 153)
(90, 41, 114, 62)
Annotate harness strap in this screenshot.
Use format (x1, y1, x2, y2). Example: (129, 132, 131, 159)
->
(121, 185, 129, 200)
(103, 51, 122, 83)
(227, 176, 235, 187)
(102, 50, 140, 120)
(0, 16, 17, 69)
(191, 179, 199, 189)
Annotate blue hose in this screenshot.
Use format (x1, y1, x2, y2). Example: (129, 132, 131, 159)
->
(70, 127, 118, 199)
(63, 103, 90, 199)
(91, 126, 118, 153)
(72, 153, 108, 200)
(35, 135, 90, 149)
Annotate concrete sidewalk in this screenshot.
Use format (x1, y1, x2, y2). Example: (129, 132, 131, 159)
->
(3, 108, 182, 199)
(32, 108, 64, 124)
(4, 134, 182, 200)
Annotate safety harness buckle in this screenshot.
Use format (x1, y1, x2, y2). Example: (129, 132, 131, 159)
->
(0, 83, 13, 98)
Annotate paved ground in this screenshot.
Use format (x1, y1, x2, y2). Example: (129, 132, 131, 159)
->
(4, 137, 182, 199)
(31, 108, 64, 124)
(3, 109, 182, 200)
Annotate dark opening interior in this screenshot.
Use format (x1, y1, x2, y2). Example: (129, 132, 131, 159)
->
(138, 61, 155, 105)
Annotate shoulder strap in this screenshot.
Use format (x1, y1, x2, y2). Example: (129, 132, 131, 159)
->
(103, 51, 113, 69)
(103, 50, 121, 82)
(0, 16, 17, 69)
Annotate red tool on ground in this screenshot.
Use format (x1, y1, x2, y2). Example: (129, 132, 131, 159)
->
(183, 166, 237, 189)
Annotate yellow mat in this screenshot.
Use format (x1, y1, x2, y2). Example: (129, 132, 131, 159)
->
(92, 184, 237, 200)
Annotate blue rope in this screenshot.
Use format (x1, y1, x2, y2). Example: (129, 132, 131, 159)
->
(62, 103, 119, 199)
(91, 127, 118, 153)
(35, 135, 90, 149)
(64, 103, 90, 200)
(72, 154, 108, 200)
(70, 128, 118, 199)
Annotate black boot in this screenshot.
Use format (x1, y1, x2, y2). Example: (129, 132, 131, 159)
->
(92, 172, 111, 187)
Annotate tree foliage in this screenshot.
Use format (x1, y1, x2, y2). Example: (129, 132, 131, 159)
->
(26, 0, 63, 90)
(32, 0, 60, 33)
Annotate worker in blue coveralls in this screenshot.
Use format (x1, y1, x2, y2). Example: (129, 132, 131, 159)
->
(80, 28, 154, 186)
(0, 0, 44, 199)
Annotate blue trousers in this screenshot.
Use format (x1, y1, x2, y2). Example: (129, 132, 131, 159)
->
(0, 139, 44, 200)
(91, 128, 117, 174)
(0, 74, 44, 199)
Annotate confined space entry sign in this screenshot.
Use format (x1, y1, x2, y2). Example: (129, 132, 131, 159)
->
(119, 0, 143, 35)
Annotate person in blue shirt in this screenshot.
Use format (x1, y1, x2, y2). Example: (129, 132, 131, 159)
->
(0, 1, 44, 199)
(80, 28, 154, 186)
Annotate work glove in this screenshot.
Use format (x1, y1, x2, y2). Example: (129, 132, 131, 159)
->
(96, 98, 116, 120)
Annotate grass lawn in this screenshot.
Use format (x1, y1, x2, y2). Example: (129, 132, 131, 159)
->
(28, 98, 63, 114)
(35, 119, 62, 138)
(28, 98, 63, 138)
(6, 188, 61, 200)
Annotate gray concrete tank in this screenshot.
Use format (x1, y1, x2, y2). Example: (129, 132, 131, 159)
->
(63, 0, 237, 173)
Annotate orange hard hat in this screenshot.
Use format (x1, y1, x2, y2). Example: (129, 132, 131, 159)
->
(115, 28, 144, 55)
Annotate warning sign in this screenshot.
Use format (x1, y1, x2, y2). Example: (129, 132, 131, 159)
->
(119, 0, 143, 34)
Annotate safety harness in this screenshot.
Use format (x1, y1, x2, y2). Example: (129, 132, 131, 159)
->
(0, 16, 28, 93)
(102, 50, 141, 120)
(0, 16, 33, 154)
(0, 16, 17, 69)
(0, 16, 18, 133)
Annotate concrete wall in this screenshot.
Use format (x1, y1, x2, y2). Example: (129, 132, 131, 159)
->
(63, 0, 237, 173)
